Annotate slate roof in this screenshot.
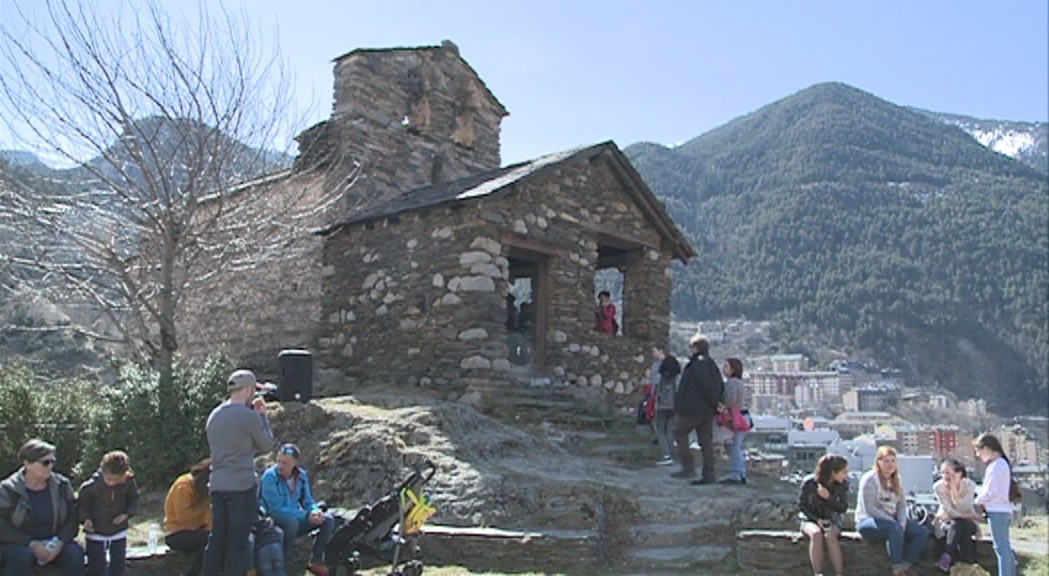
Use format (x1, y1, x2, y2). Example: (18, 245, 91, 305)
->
(319, 141, 695, 262)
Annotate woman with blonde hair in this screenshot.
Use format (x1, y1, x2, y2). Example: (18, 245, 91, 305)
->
(855, 446, 929, 576)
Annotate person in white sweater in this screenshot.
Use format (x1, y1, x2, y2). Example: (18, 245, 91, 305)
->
(854, 446, 929, 576)
(974, 434, 1017, 576)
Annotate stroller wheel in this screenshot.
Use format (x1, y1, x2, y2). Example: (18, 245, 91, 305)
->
(333, 555, 362, 576)
(402, 561, 423, 576)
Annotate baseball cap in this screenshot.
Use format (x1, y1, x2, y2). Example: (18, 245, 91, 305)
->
(227, 369, 257, 391)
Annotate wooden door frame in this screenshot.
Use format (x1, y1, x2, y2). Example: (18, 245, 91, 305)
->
(504, 234, 558, 372)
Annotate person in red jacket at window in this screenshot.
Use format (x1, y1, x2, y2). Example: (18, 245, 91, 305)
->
(594, 291, 617, 335)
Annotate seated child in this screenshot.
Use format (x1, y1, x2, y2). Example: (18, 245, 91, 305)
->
(78, 451, 139, 576)
(253, 514, 285, 576)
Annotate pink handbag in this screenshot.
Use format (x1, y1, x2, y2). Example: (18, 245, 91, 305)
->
(717, 406, 751, 432)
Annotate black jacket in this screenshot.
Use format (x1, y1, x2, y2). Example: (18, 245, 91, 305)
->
(78, 469, 140, 536)
(673, 353, 724, 419)
(798, 475, 849, 527)
(0, 470, 79, 545)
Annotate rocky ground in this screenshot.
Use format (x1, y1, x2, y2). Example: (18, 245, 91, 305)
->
(119, 384, 1047, 575)
(262, 385, 801, 574)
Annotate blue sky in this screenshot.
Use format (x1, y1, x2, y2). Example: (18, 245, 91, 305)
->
(1, 0, 1047, 164)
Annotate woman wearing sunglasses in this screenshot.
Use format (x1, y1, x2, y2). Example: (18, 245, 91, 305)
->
(0, 438, 85, 576)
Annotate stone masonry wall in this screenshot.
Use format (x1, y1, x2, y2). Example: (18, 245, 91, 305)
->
(500, 158, 674, 396)
(177, 170, 335, 379)
(317, 206, 510, 395)
(318, 155, 676, 401)
(329, 43, 506, 211)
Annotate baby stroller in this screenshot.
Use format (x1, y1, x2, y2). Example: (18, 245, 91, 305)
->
(325, 460, 437, 576)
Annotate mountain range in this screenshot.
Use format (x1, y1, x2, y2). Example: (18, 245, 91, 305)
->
(2, 85, 1047, 415)
(624, 82, 1048, 415)
(909, 108, 1048, 174)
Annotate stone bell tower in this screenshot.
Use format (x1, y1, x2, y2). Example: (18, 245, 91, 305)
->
(295, 40, 509, 213)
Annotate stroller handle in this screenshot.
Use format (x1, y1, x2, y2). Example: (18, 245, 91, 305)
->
(399, 459, 436, 492)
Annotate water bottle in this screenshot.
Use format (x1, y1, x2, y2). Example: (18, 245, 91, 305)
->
(38, 537, 59, 565)
(147, 524, 159, 554)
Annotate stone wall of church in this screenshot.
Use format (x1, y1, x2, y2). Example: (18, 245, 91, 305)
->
(177, 169, 335, 380)
(316, 154, 676, 400)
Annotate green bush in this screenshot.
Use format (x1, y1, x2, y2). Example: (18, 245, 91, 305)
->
(0, 364, 99, 479)
(0, 364, 41, 476)
(0, 355, 232, 489)
(84, 355, 232, 489)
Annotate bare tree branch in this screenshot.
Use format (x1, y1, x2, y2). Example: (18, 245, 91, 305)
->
(0, 0, 341, 390)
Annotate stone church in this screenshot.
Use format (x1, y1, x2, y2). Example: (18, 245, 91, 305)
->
(178, 41, 694, 397)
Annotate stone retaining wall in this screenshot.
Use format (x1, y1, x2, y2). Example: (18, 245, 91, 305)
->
(736, 529, 1000, 576)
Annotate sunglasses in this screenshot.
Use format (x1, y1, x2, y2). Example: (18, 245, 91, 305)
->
(39, 458, 57, 467)
(278, 446, 298, 458)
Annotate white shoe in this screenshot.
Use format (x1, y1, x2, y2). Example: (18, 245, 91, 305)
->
(688, 441, 700, 450)
(656, 458, 674, 466)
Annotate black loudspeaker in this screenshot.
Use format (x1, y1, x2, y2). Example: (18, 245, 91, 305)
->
(278, 349, 313, 402)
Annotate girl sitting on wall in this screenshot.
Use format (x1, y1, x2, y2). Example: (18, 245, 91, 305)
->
(855, 446, 929, 576)
(164, 459, 213, 576)
(798, 454, 850, 576)
(932, 459, 980, 572)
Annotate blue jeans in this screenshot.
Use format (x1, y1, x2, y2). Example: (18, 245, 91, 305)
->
(857, 516, 929, 567)
(86, 538, 126, 576)
(1, 541, 85, 576)
(202, 487, 257, 575)
(987, 511, 1015, 576)
(727, 430, 747, 480)
(275, 513, 335, 565)
(255, 541, 285, 576)
(653, 410, 675, 460)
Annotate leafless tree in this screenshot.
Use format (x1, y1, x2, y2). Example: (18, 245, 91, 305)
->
(0, 0, 346, 395)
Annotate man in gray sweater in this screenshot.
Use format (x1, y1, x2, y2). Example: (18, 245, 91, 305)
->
(202, 369, 275, 576)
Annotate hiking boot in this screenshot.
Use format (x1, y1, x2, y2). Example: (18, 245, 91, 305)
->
(935, 552, 951, 573)
(719, 477, 744, 485)
(690, 477, 716, 485)
(307, 562, 330, 576)
(670, 469, 696, 479)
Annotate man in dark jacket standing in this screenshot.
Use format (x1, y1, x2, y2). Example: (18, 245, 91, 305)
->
(671, 336, 724, 484)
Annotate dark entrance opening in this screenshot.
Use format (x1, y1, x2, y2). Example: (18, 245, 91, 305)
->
(506, 248, 548, 371)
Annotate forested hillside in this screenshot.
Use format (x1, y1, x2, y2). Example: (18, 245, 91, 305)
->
(625, 82, 1048, 415)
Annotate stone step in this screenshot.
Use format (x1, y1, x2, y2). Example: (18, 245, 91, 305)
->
(627, 519, 727, 548)
(492, 409, 621, 432)
(582, 442, 664, 467)
(418, 525, 603, 574)
(619, 544, 732, 572)
(632, 492, 760, 536)
(469, 382, 615, 410)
